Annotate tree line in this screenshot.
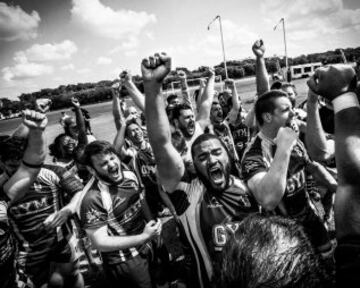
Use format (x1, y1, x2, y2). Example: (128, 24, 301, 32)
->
(1, 46, 360, 118)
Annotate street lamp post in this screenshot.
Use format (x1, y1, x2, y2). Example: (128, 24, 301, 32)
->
(274, 18, 289, 81)
(208, 15, 228, 79)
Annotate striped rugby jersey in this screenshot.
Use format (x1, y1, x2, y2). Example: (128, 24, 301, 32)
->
(169, 172, 258, 285)
(6, 165, 83, 264)
(0, 195, 14, 265)
(79, 170, 148, 264)
(241, 131, 312, 216)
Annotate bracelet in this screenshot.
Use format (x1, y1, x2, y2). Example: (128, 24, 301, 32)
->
(332, 92, 360, 114)
(22, 160, 43, 169)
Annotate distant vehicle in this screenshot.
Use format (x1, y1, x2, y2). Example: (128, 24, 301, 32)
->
(290, 62, 322, 79)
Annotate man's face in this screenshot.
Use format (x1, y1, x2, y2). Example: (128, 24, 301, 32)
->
(177, 109, 195, 138)
(282, 86, 296, 108)
(169, 98, 180, 106)
(127, 107, 138, 118)
(126, 123, 144, 145)
(193, 138, 230, 192)
(91, 152, 122, 183)
(270, 97, 295, 129)
(210, 103, 224, 124)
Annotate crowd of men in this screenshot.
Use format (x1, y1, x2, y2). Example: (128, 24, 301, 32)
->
(0, 39, 360, 288)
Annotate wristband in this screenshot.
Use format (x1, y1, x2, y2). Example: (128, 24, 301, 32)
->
(22, 160, 43, 169)
(332, 92, 360, 114)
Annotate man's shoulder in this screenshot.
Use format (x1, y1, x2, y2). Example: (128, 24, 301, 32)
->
(228, 176, 249, 193)
(80, 180, 102, 209)
(242, 134, 264, 159)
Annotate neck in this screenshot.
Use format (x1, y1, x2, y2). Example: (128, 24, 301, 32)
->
(260, 125, 279, 139)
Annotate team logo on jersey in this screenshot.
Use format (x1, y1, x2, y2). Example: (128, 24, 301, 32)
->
(86, 208, 103, 224)
(212, 222, 241, 250)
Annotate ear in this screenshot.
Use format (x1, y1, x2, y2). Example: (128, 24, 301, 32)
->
(173, 118, 179, 128)
(263, 112, 272, 124)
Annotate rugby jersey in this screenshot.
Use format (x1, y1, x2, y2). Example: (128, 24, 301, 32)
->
(169, 172, 258, 285)
(79, 170, 148, 264)
(241, 131, 312, 216)
(6, 165, 83, 264)
(0, 195, 14, 265)
(229, 121, 251, 161)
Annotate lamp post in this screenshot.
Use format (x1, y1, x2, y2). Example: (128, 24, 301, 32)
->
(208, 15, 228, 79)
(274, 18, 289, 81)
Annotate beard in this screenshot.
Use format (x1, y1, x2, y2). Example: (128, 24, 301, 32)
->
(195, 161, 231, 193)
(179, 121, 195, 138)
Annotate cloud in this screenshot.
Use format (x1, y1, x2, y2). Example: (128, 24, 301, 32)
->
(14, 40, 78, 62)
(97, 56, 112, 65)
(0, 2, 40, 41)
(2, 62, 53, 81)
(77, 68, 90, 74)
(167, 19, 257, 68)
(261, 0, 360, 41)
(109, 37, 139, 55)
(61, 64, 75, 71)
(71, 0, 156, 43)
(2, 40, 77, 81)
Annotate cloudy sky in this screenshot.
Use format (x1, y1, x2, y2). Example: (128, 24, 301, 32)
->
(1, 0, 359, 100)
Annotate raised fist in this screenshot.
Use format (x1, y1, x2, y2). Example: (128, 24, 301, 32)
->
(307, 64, 357, 101)
(177, 70, 187, 80)
(70, 97, 80, 109)
(141, 52, 171, 84)
(22, 109, 48, 130)
(119, 70, 133, 86)
(252, 39, 265, 58)
(35, 98, 52, 113)
(199, 78, 206, 89)
(225, 78, 235, 90)
(203, 67, 215, 78)
(276, 127, 297, 152)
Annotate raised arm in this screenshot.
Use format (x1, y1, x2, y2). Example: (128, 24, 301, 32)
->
(225, 79, 241, 124)
(307, 65, 359, 239)
(71, 97, 87, 146)
(305, 90, 335, 162)
(244, 127, 297, 210)
(142, 53, 185, 192)
(196, 67, 216, 129)
(4, 110, 47, 203)
(252, 40, 270, 96)
(121, 70, 145, 112)
(195, 78, 206, 112)
(12, 98, 51, 138)
(178, 70, 192, 108)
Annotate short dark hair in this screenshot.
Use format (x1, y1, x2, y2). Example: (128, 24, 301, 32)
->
(166, 94, 178, 105)
(255, 90, 289, 126)
(125, 120, 141, 139)
(191, 133, 229, 160)
(0, 136, 27, 162)
(82, 140, 119, 167)
(172, 103, 193, 120)
(215, 214, 329, 288)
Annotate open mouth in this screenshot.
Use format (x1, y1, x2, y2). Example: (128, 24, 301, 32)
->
(209, 166, 225, 185)
(108, 166, 120, 179)
(187, 121, 195, 134)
